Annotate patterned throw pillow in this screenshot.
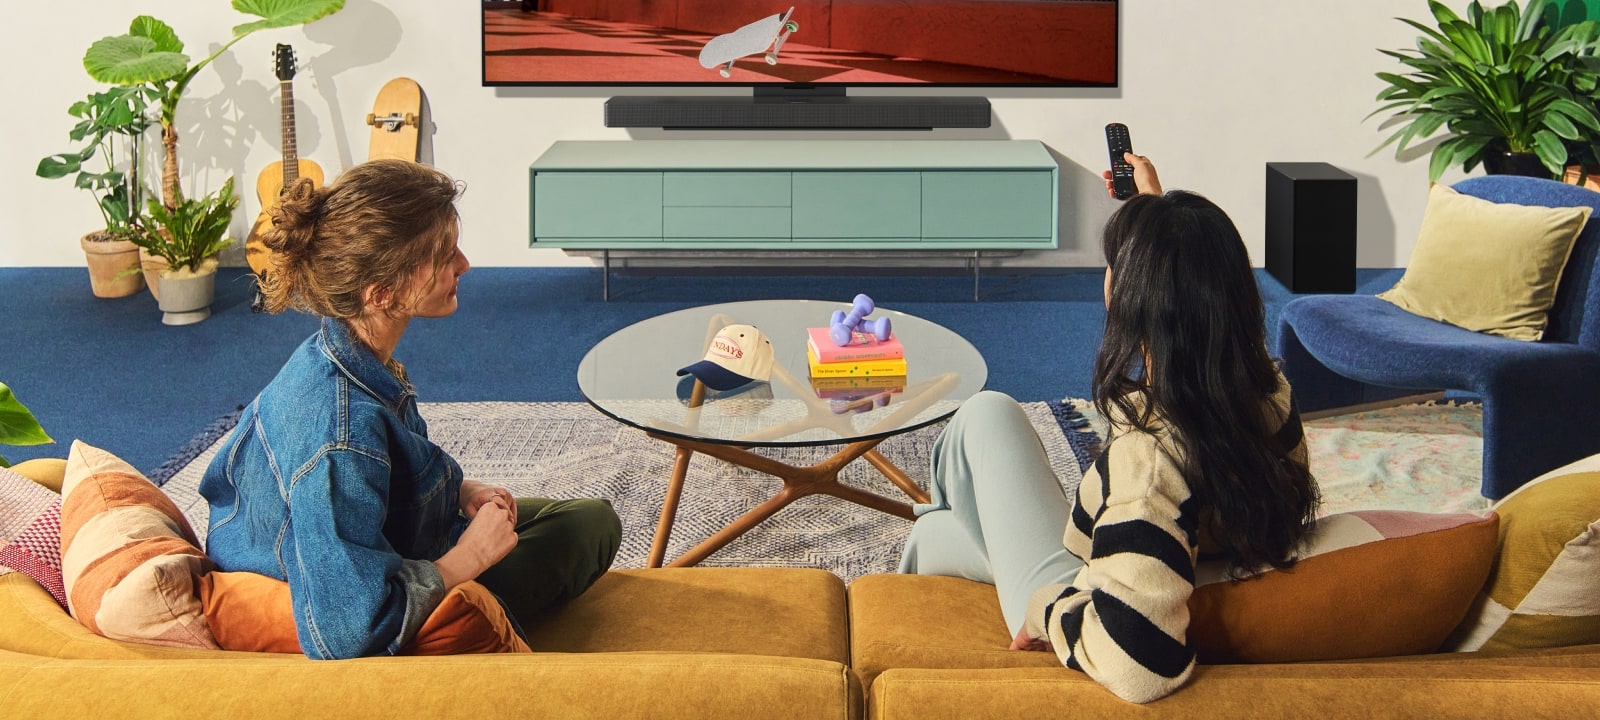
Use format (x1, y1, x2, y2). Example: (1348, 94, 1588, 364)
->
(1443, 462, 1600, 652)
(200, 570, 531, 655)
(0, 467, 68, 609)
(1187, 510, 1499, 664)
(58, 440, 218, 649)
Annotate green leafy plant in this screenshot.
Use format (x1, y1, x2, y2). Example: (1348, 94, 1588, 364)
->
(133, 176, 240, 274)
(35, 86, 156, 241)
(82, 0, 345, 209)
(1370, 0, 1600, 181)
(0, 382, 52, 468)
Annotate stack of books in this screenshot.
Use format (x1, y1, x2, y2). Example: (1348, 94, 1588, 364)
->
(805, 327, 907, 378)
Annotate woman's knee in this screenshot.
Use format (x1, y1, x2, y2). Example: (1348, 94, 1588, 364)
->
(948, 391, 1029, 438)
(566, 498, 622, 548)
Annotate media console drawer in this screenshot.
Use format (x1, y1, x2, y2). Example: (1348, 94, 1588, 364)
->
(528, 140, 1059, 251)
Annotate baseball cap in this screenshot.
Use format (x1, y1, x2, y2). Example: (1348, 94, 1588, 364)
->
(676, 324, 775, 391)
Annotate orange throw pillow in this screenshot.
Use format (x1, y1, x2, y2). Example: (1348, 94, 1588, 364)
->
(199, 571, 531, 655)
(1187, 510, 1499, 664)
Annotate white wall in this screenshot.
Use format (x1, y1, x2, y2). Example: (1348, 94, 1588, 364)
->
(1, 0, 1454, 269)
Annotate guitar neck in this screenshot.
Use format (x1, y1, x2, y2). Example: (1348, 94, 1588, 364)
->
(280, 79, 299, 187)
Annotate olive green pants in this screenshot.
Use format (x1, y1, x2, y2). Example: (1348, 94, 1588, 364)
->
(475, 497, 622, 630)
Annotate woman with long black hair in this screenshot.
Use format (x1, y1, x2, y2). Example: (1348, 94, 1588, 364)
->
(897, 153, 1320, 703)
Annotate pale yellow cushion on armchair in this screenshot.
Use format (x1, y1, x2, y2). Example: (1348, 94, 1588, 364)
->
(1378, 183, 1590, 341)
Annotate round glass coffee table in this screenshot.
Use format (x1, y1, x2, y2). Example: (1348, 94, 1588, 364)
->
(578, 299, 987, 567)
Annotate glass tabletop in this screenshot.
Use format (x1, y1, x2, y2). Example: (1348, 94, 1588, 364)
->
(577, 300, 988, 447)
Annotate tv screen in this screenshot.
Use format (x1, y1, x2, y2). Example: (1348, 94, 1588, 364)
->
(483, 1, 1118, 87)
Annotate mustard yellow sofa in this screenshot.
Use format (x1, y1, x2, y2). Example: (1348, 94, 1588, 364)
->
(7, 458, 1600, 719)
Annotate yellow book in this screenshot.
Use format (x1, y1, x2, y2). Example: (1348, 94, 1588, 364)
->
(806, 347, 908, 377)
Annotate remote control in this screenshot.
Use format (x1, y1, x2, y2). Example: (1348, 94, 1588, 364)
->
(1106, 123, 1136, 200)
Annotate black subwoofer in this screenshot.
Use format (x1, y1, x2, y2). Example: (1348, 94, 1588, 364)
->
(1265, 162, 1357, 293)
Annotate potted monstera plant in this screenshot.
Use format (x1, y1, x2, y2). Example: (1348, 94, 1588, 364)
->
(1370, 0, 1600, 181)
(36, 85, 156, 298)
(0, 382, 52, 468)
(130, 176, 239, 325)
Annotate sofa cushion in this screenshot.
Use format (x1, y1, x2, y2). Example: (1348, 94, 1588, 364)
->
(1376, 182, 1590, 341)
(522, 567, 850, 664)
(1445, 459, 1600, 652)
(849, 574, 1066, 689)
(851, 511, 1497, 685)
(1188, 510, 1498, 663)
(198, 571, 531, 655)
(58, 440, 217, 649)
(0, 466, 67, 610)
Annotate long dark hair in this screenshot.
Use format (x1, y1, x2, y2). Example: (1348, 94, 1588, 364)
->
(1093, 191, 1319, 575)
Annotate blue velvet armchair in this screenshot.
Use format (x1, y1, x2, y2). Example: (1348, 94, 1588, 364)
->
(1276, 176, 1600, 500)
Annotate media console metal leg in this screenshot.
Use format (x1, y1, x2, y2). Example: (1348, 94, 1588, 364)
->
(973, 250, 981, 302)
(602, 250, 610, 302)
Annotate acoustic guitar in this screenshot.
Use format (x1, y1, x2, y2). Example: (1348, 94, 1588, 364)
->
(245, 43, 324, 289)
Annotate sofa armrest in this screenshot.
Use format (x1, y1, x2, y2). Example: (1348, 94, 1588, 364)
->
(867, 665, 1600, 718)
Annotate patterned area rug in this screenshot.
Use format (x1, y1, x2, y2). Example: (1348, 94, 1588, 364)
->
(1066, 398, 1489, 516)
(155, 398, 1488, 584)
(157, 401, 1098, 584)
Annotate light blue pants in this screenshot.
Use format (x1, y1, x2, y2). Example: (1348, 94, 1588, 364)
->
(898, 391, 1084, 636)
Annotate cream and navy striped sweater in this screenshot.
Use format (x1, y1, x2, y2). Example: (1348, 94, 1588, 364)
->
(1024, 376, 1308, 703)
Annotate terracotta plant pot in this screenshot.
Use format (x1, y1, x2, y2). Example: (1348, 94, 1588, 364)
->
(157, 259, 218, 326)
(79, 231, 145, 298)
(138, 248, 169, 301)
(1564, 166, 1600, 193)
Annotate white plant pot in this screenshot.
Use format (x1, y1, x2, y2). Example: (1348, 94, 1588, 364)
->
(158, 261, 218, 326)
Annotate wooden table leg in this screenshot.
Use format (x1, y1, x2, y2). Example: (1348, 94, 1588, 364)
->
(647, 446, 694, 568)
(666, 487, 802, 568)
(645, 432, 925, 567)
(863, 448, 931, 504)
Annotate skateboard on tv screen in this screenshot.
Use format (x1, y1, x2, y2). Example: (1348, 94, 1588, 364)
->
(699, 7, 798, 78)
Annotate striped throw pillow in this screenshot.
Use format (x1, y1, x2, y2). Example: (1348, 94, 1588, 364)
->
(0, 467, 67, 609)
(1187, 510, 1499, 663)
(59, 440, 218, 649)
(1444, 461, 1600, 652)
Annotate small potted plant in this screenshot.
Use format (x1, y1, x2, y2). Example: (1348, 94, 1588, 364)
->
(36, 85, 158, 298)
(131, 176, 239, 326)
(1369, 0, 1600, 182)
(0, 382, 52, 468)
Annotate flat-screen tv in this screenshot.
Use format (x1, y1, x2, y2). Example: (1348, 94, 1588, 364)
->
(483, 0, 1118, 87)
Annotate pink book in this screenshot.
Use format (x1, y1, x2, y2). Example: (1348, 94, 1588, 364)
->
(806, 327, 905, 363)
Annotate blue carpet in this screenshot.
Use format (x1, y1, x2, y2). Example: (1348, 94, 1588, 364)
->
(0, 266, 1403, 475)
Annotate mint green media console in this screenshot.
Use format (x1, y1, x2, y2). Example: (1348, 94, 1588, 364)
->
(529, 140, 1059, 298)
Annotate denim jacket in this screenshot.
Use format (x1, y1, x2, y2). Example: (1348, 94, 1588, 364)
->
(200, 318, 465, 659)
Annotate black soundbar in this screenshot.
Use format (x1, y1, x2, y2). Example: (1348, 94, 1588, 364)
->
(604, 93, 992, 130)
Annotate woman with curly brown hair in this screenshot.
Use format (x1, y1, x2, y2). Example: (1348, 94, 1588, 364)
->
(201, 159, 620, 659)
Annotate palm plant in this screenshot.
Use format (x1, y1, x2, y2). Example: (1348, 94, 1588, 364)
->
(1370, 0, 1600, 181)
(82, 0, 344, 210)
(132, 176, 240, 275)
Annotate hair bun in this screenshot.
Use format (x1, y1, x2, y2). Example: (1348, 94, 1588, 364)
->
(265, 177, 325, 257)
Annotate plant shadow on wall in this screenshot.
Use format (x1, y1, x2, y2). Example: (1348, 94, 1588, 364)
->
(300, 0, 403, 168)
(1369, 0, 1600, 182)
(78, 0, 346, 325)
